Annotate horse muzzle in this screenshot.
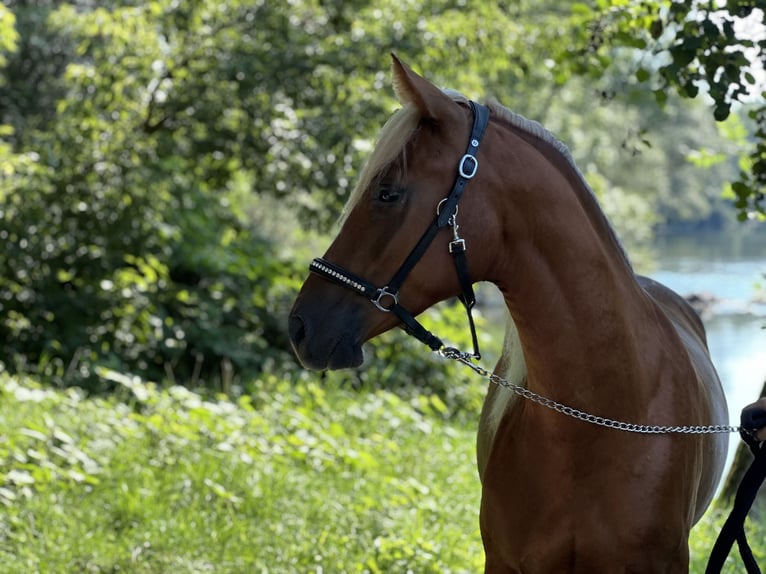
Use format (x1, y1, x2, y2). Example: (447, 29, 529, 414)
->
(288, 304, 365, 371)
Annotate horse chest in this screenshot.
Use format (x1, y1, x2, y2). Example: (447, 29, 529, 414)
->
(477, 319, 527, 478)
(479, 432, 693, 574)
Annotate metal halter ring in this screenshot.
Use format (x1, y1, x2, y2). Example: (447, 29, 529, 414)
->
(372, 287, 399, 312)
(436, 198, 459, 219)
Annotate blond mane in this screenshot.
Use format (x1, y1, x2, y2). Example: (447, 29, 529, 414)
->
(485, 98, 631, 269)
(341, 91, 591, 228)
(340, 90, 471, 224)
(339, 105, 420, 224)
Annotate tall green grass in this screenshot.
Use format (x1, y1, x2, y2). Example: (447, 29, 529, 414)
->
(0, 371, 761, 573)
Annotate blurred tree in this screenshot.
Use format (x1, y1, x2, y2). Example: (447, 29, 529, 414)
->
(0, 0, 748, 389)
(0, 4, 17, 65)
(559, 0, 765, 219)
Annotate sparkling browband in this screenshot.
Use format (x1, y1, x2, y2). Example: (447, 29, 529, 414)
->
(309, 260, 367, 294)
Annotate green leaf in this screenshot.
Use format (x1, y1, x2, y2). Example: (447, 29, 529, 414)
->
(731, 181, 750, 198)
(653, 88, 668, 107)
(670, 44, 697, 68)
(683, 82, 699, 98)
(571, 3, 592, 16)
(714, 102, 731, 121)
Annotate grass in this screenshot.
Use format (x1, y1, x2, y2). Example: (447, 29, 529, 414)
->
(0, 368, 762, 573)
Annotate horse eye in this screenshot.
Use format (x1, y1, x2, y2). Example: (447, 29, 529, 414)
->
(377, 185, 402, 203)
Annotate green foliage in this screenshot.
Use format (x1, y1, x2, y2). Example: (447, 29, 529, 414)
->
(1, 4, 762, 569)
(689, 509, 766, 573)
(561, 0, 766, 218)
(0, 5, 17, 68)
(0, 371, 485, 572)
(0, 1, 315, 386)
(1, 372, 761, 573)
(0, 0, 755, 389)
(323, 300, 498, 420)
(2, 0, 525, 387)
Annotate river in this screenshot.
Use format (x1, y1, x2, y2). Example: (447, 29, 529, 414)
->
(648, 225, 766, 470)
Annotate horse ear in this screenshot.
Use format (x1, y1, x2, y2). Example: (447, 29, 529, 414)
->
(390, 53, 458, 121)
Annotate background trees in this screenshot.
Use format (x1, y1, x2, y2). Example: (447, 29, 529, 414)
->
(0, 0, 762, 388)
(564, 0, 765, 218)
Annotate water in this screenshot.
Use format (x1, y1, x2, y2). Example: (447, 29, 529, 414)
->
(648, 227, 766, 471)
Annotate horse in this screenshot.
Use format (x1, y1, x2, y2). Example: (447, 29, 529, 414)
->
(288, 55, 730, 573)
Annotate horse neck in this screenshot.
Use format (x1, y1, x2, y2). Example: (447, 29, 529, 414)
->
(487, 126, 652, 411)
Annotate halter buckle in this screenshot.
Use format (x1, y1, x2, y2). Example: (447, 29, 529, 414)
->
(449, 238, 466, 253)
(459, 154, 478, 179)
(372, 287, 399, 312)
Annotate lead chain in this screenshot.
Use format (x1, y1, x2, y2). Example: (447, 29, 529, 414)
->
(439, 347, 741, 435)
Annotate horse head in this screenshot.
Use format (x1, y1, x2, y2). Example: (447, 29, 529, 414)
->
(289, 56, 502, 370)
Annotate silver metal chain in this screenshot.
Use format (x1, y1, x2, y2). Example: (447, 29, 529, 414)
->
(438, 347, 742, 435)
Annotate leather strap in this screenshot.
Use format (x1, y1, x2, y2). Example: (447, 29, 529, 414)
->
(451, 239, 481, 359)
(310, 256, 444, 351)
(706, 410, 766, 574)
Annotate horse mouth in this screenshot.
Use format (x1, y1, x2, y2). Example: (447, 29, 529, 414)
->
(288, 314, 364, 371)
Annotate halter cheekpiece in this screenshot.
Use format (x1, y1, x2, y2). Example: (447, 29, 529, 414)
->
(309, 101, 491, 359)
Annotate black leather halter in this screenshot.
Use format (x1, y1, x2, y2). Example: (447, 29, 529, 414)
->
(309, 101, 491, 358)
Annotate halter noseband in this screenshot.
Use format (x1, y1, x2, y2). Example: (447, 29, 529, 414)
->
(309, 101, 491, 359)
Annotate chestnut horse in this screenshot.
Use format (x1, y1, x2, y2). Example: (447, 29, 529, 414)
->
(288, 56, 730, 573)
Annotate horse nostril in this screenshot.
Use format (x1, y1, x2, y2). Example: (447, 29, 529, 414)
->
(288, 314, 307, 347)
